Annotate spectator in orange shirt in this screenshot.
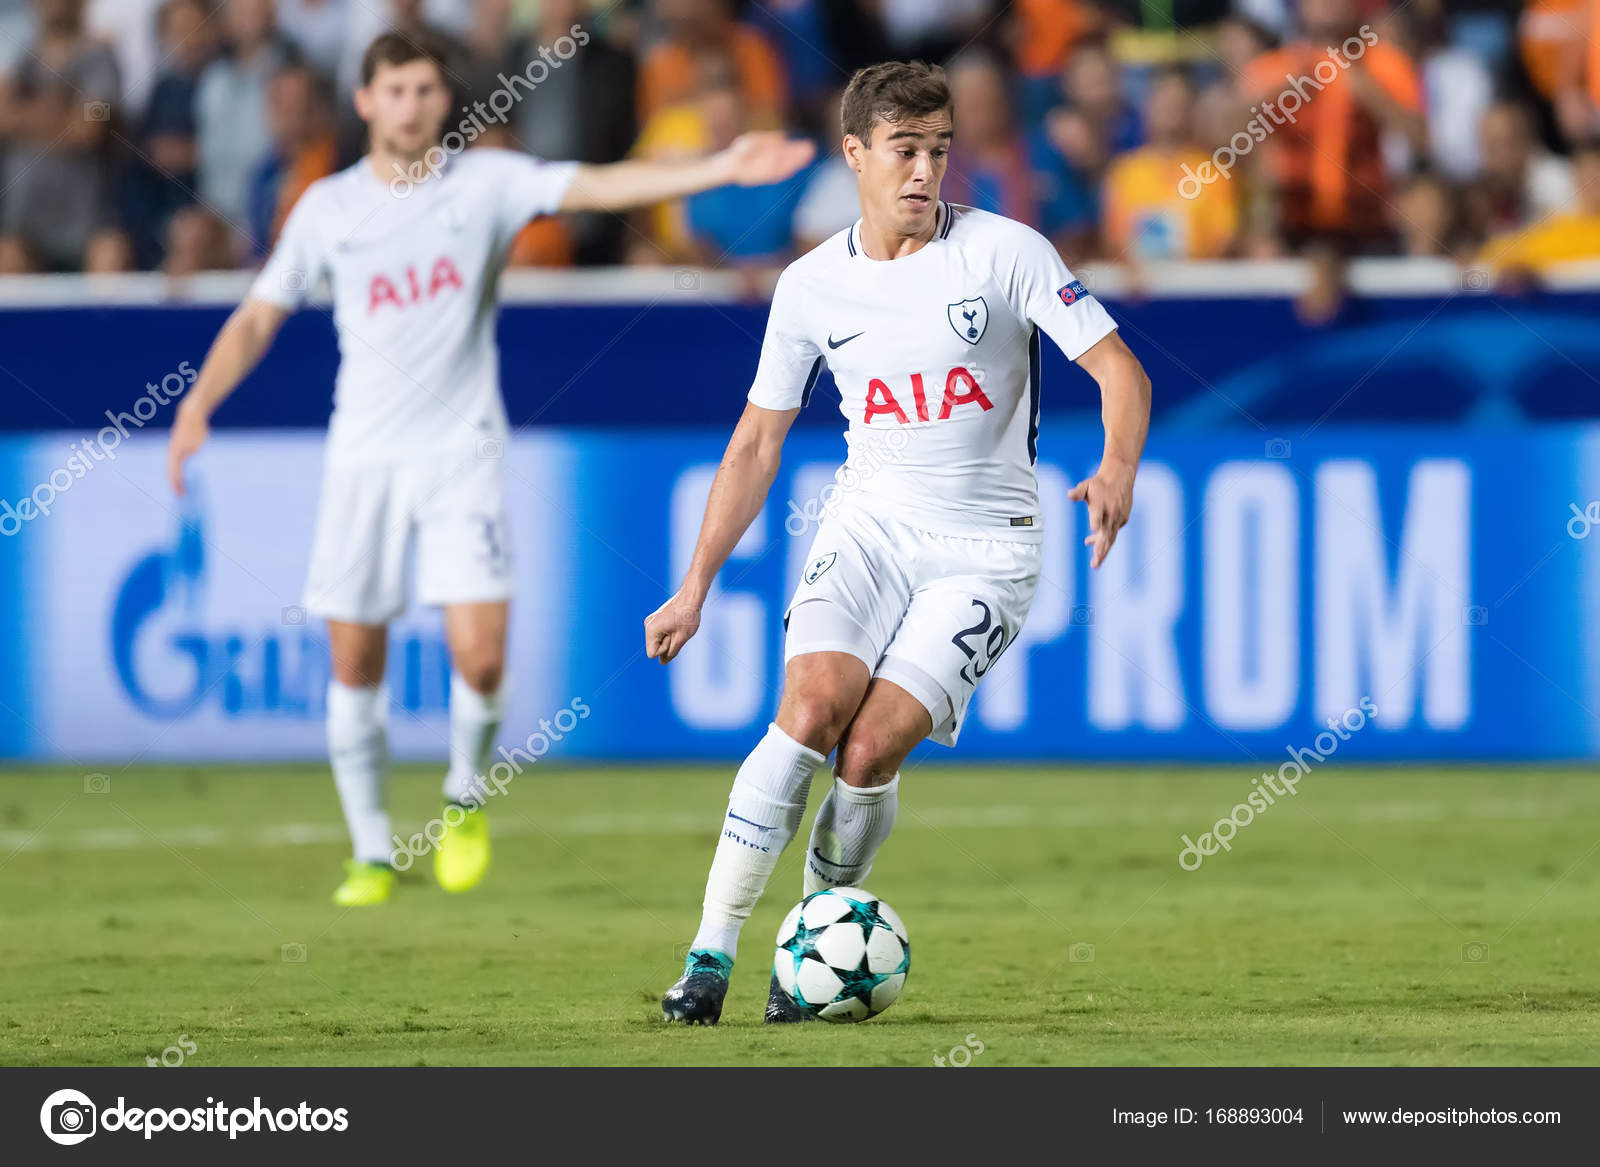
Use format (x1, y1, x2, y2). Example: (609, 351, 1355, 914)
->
(1520, 0, 1586, 106)
(1103, 68, 1238, 259)
(247, 64, 338, 258)
(1548, 0, 1600, 143)
(638, 0, 788, 129)
(1241, 0, 1425, 253)
(1010, 0, 1101, 126)
(630, 47, 742, 263)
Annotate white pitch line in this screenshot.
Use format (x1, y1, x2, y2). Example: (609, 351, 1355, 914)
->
(0, 798, 1572, 855)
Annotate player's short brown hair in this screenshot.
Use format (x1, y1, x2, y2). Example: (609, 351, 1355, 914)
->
(840, 61, 952, 145)
(360, 30, 450, 87)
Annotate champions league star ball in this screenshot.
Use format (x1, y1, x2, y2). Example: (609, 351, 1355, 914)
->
(772, 887, 911, 1022)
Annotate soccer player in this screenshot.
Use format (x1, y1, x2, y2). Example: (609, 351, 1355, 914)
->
(166, 32, 813, 906)
(645, 61, 1152, 1024)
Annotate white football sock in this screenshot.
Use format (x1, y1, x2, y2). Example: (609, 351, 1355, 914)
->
(690, 723, 826, 960)
(327, 681, 391, 865)
(442, 672, 503, 808)
(804, 774, 900, 896)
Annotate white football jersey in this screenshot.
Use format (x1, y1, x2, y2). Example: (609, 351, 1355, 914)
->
(251, 149, 578, 463)
(749, 203, 1118, 541)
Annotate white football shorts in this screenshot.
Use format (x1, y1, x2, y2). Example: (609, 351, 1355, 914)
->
(784, 501, 1041, 746)
(302, 451, 512, 624)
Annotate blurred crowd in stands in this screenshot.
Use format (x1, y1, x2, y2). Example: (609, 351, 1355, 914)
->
(0, 0, 1596, 302)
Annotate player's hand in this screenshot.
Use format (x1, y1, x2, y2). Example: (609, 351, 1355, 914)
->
(167, 404, 209, 496)
(645, 591, 702, 664)
(717, 132, 816, 188)
(1069, 462, 1136, 569)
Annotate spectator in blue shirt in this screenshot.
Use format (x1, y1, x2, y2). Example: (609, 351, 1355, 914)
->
(685, 82, 810, 267)
(124, 0, 219, 267)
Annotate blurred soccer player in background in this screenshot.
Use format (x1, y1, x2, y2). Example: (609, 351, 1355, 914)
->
(166, 31, 812, 906)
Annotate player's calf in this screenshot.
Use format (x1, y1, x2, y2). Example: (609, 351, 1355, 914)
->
(801, 679, 924, 900)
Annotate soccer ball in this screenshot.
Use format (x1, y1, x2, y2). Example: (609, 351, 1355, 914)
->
(772, 886, 910, 1022)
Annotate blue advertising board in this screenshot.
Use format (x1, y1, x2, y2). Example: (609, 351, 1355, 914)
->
(1, 425, 1595, 762)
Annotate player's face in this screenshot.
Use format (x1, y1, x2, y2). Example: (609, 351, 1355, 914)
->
(355, 59, 452, 160)
(846, 111, 952, 238)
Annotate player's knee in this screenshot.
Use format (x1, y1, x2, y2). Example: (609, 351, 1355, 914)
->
(329, 636, 386, 687)
(836, 729, 902, 788)
(455, 650, 503, 695)
(778, 693, 854, 756)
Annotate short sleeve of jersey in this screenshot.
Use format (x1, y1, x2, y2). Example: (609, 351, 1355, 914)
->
(492, 151, 580, 237)
(250, 190, 326, 309)
(747, 268, 823, 411)
(1003, 223, 1118, 361)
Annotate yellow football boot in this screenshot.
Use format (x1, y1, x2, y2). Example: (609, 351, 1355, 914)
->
(332, 859, 395, 906)
(434, 804, 490, 893)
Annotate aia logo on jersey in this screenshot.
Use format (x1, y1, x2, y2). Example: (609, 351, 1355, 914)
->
(1057, 279, 1088, 306)
(863, 367, 994, 425)
(368, 257, 463, 313)
(947, 296, 989, 344)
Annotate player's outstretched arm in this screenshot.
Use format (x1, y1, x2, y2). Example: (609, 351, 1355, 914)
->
(1070, 331, 1151, 569)
(167, 296, 289, 495)
(558, 132, 815, 213)
(645, 402, 798, 664)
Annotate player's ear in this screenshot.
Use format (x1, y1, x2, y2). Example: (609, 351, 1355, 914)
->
(352, 86, 373, 123)
(842, 134, 864, 172)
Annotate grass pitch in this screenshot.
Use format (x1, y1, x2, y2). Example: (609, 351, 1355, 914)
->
(1, 764, 1597, 1066)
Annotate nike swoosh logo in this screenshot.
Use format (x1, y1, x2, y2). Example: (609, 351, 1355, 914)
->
(827, 331, 865, 349)
(810, 848, 857, 870)
(727, 811, 776, 832)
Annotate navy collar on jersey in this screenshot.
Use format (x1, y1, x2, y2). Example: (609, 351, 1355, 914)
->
(846, 201, 954, 258)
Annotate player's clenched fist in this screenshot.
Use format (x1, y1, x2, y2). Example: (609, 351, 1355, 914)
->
(645, 592, 702, 664)
(1069, 462, 1136, 569)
